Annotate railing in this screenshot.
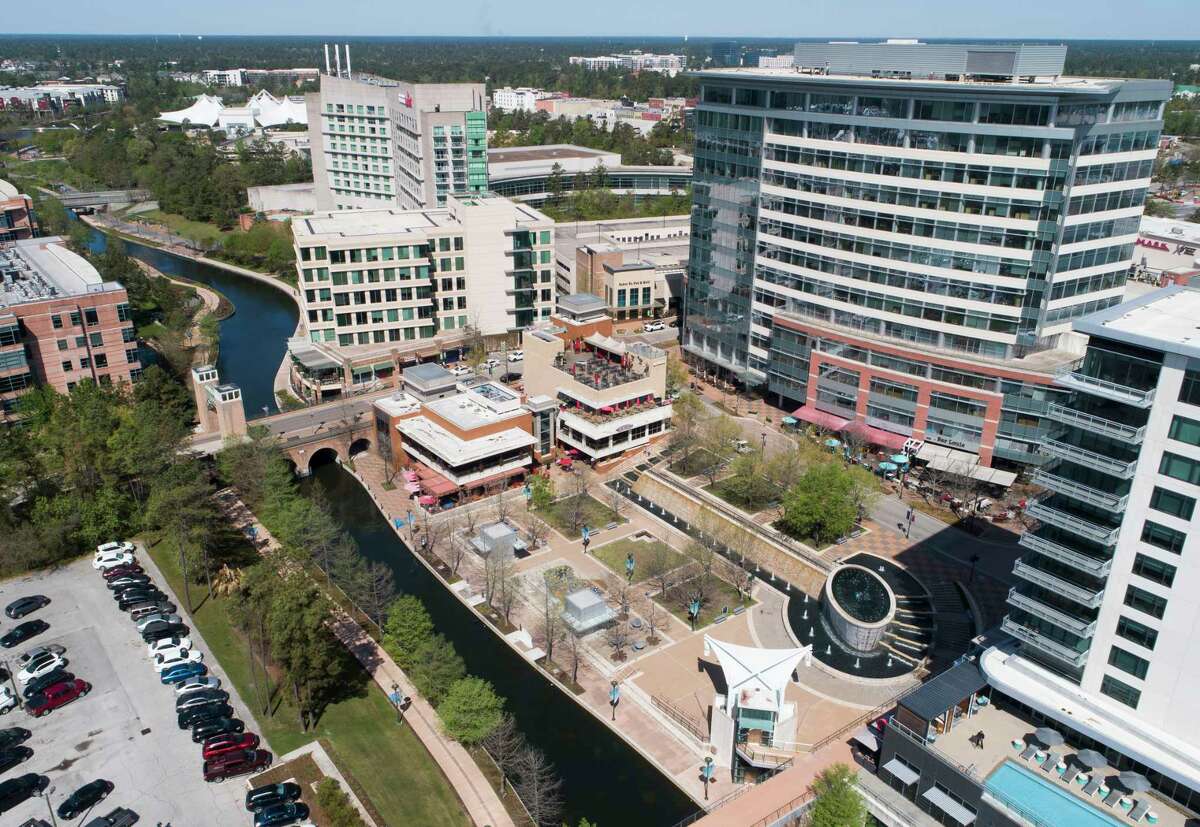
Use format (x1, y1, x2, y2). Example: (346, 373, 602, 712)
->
(1053, 369, 1157, 408)
(1040, 437, 1138, 479)
(1011, 560, 1104, 608)
(1025, 500, 1121, 547)
(651, 694, 708, 742)
(1006, 587, 1098, 638)
(1017, 531, 1112, 577)
(1045, 403, 1146, 442)
(886, 716, 982, 781)
(749, 790, 816, 827)
(1031, 468, 1129, 511)
(1001, 616, 1091, 667)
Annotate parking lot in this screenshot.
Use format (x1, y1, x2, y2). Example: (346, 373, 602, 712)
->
(0, 547, 253, 825)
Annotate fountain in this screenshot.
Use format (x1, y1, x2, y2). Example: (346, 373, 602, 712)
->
(822, 564, 897, 654)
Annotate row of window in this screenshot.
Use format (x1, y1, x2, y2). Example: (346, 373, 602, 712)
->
(769, 117, 1054, 158)
(50, 307, 105, 329)
(1060, 216, 1141, 246)
(1055, 243, 1134, 275)
(1078, 130, 1160, 156)
(1041, 295, 1122, 325)
(1066, 187, 1148, 217)
(813, 337, 1008, 390)
(1048, 268, 1127, 302)
(1071, 159, 1154, 187)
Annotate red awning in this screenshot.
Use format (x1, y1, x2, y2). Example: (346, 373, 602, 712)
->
(841, 420, 908, 451)
(792, 406, 850, 431)
(411, 463, 459, 497)
(463, 466, 526, 492)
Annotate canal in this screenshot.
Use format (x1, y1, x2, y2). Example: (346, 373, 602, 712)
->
(85, 226, 298, 418)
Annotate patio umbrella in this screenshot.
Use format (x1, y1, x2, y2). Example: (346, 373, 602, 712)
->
(781, 416, 798, 426)
(1117, 771, 1151, 793)
(890, 454, 910, 465)
(879, 461, 899, 472)
(1033, 727, 1064, 748)
(825, 438, 841, 448)
(1075, 749, 1107, 769)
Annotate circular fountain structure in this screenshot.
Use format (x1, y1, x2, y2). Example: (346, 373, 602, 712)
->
(822, 564, 897, 654)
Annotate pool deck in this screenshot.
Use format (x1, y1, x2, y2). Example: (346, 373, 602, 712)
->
(932, 704, 1190, 827)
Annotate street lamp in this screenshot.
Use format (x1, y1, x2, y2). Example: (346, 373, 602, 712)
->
(609, 680, 620, 721)
(702, 757, 714, 800)
(34, 784, 57, 827)
(389, 682, 404, 726)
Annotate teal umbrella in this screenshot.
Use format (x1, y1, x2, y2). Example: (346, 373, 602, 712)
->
(782, 416, 798, 426)
(825, 438, 840, 448)
(891, 454, 910, 465)
(879, 461, 899, 472)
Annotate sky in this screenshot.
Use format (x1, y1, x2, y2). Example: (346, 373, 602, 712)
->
(4, 0, 1200, 39)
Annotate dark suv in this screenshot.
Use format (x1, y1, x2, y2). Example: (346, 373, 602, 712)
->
(203, 749, 272, 783)
(245, 782, 302, 812)
(0, 773, 49, 814)
(178, 702, 234, 730)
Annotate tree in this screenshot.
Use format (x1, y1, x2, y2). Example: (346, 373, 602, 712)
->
(382, 595, 434, 670)
(143, 459, 218, 611)
(644, 542, 678, 597)
(563, 630, 585, 686)
(355, 561, 396, 628)
(515, 747, 565, 827)
(605, 621, 630, 662)
(721, 450, 775, 508)
(684, 538, 718, 610)
(315, 778, 366, 827)
(528, 474, 555, 512)
(445, 519, 469, 578)
(546, 161, 565, 205)
(525, 512, 550, 552)
(590, 161, 609, 189)
(666, 354, 688, 394)
(482, 713, 525, 795)
(1144, 198, 1176, 218)
(669, 391, 705, 469)
(493, 557, 521, 626)
(607, 574, 632, 620)
(490, 481, 513, 523)
(781, 462, 860, 546)
(808, 764, 868, 827)
(699, 414, 741, 486)
(537, 585, 565, 664)
(408, 633, 466, 705)
(565, 467, 593, 534)
(640, 593, 666, 645)
(607, 484, 625, 522)
(438, 677, 505, 744)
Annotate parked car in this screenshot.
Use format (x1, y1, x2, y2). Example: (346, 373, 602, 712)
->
(22, 670, 74, 700)
(160, 663, 207, 686)
(117, 590, 166, 611)
(202, 732, 259, 760)
(448, 364, 472, 377)
(4, 597, 49, 620)
(0, 773, 49, 814)
(178, 702, 233, 730)
(0, 728, 31, 750)
(1, 621, 49, 649)
(93, 553, 135, 571)
(16, 652, 65, 684)
(105, 575, 151, 592)
(147, 637, 192, 658)
(26, 679, 89, 717)
(190, 717, 244, 743)
(100, 564, 143, 581)
(643, 321, 665, 332)
(482, 358, 500, 370)
(0, 688, 17, 716)
(128, 601, 174, 621)
(142, 624, 189, 645)
(176, 689, 228, 712)
(17, 645, 64, 666)
(95, 542, 134, 557)
(507, 350, 524, 362)
(135, 613, 181, 633)
(245, 782, 302, 812)
(56, 778, 114, 819)
(254, 802, 310, 827)
(175, 676, 221, 697)
(16, 817, 51, 827)
(81, 807, 137, 827)
(0, 747, 33, 774)
(153, 650, 202, 673)
(203, 749, 272, 782)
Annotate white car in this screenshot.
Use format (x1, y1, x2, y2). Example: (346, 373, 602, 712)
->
(136, 613, 181, 633)
(18, 644, 65, 666)
(95, 541, 134, 558)
(448, 364, 472, 377)
(507, 350, 523, 363)
(93, 551, 135, 571)
(175, 676, 222, 697)
(482, 358, 501, 370)
(18, 652, 66, 684)
(153, 649, 202, 673)
(0, 686, 15, 715)
(147, 637, 192, 657)
(643, 321, 665, 332)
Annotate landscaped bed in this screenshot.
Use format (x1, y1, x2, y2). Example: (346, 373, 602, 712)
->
(666, 448, 722, 479)
(540, 494, 626, 539)
(592, 535, 687, 584)
(657, 575, 754, 629)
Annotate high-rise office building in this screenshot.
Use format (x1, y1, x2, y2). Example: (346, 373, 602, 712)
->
(711, 40, 741, 68)
(685, 41, 1170, 468)
(308, 49, 487, 211)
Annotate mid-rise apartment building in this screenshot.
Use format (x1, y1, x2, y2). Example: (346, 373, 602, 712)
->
(568, 53, 687, 75)
(491, 87, 549, 113)
(0, 237, 140, 420)
(685, 41, 1170, 468)
(308, 70, 487, 211)
(1, 180, 35, 242)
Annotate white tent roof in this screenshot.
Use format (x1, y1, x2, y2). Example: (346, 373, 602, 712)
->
(250, 90, 308, 127)
(704, 635, 811, 716)
(158, 94, 225, 126)
(157, 91, 308, 130)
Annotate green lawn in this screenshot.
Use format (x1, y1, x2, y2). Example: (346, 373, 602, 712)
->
(668, 448, 722, 479)
(137, 209, 230, 247)
(658, 574, 753, 629)
(592, 537, 686, 584)
(541, 494, 626, 539)
(147, 540, 469, 827)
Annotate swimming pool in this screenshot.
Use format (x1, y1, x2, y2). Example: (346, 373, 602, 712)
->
(985, 761, 1124, 827)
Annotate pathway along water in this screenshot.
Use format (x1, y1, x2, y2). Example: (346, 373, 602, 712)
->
(302, 459, 696, 826)
(84, 225, 298, 418)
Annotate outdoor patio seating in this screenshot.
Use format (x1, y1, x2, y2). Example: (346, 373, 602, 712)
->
(1041, 751, 1058, 772)
(1129, 800, 1151, 822)
(1019, 742, 1038, 760)
(1082, 776, 1104, 796)
(1103, 788, 1124, 806)
(1061, 765, 1082, 785)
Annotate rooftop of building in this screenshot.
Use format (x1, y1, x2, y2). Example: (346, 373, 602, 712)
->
(1075, 284, 1200, 360)
(425, 383, 525, 431)
(295, 193, 549, 241)
(556, 292, 608, 316)
(0, 179, 22, 200)
(402, 362, 455, 387)
(486, 144, 615, 164)
(0, 237, 119, 309)
(373, 391, 422, 418)
(396, 413, 535, 465)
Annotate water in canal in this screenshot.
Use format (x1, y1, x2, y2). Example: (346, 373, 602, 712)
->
(85, 226, 298, 418)
(302, 460, 697, 826)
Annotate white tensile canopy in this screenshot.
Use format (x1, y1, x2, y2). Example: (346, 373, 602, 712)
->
(704, 635, 812, 716)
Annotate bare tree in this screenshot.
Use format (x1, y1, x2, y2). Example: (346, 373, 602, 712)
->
(566, 467, 593, 534)
(515, 746, 565, 827)
(536, 585, 565, 664)
(563, 630, 584, 685)
(493, 557, 521, 625)
(483, 551, 507, 605)
(684, 539, 718, 609)
(445, 519, 469, 577)
(490, 480, 512, 523)
(608, 484, 625, 522)
(699, 414, 741, 487)
(605, 621, 630, 662)
(481, 713, 525, 796)
(525, 513, 550, 552)
(607, 574, 632, 620)
(644, 542, 679, 596)
(640, 592, 666, 645)
(357, 560, 396, 627)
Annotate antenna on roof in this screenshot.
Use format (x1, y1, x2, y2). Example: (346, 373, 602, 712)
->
(345, 44, 352, 77)
(334, 44, 342, 79)
(324, 44, 331, 76)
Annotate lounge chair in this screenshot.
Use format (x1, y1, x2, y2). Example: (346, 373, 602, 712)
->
(1129, 800, 1151, 822)
(1019, 743, 1038, 761)
(1082, 776, 1103, 796)
(1062, 765, 1082, 785)
(1103, 789, 1124, 807)
(1041, 752, 1058, 772)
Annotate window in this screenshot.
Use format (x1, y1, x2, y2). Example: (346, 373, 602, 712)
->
(1124, 585, 1168, 619)
(74, 336, 86, 348)
(61, 360, 72, 373)
(56, 339, 68, 351)
(94, 353, 108, 369)
(84, 309, 99, 327)
(51, 314, 63, 330)
(1100, 675, 1142, 709)
(1159, 452, 1200, 486)
(89, 332, 103, 347)
(914, 99, 973, 122)
(79, 357, 90, 369)
(1149, 486, 1194, 520)
(125, 348, 139, 364)
(69, 311, 81, 326)
(1168, 415, 1200, 447)
(1181, 370, 1200, 406)
(1132, 553, 1176, 587)
(1108, 646, 1150, 680)
(1116, 616, 1158, 650)
(117, 303, 131, 322)
(1141, 520, 1185, 554)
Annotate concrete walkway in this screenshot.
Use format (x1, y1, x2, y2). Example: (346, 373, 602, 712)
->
(218, 490, 514, 827)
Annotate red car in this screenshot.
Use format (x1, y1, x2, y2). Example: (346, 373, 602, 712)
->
(202, 732, 259, 760)
(203, 749, 272, 783)
(101, 564, 143, 580)
(26, 679, 89, 717)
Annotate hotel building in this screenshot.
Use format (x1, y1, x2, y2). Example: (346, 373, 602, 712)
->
(307, 69, 487, 211)
(289, 194, 555, 400)
(0, 237, 140, 420)
(685, 41, 1170, 468)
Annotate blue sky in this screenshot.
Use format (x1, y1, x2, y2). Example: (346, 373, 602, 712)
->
(6, 0, 1200, 38)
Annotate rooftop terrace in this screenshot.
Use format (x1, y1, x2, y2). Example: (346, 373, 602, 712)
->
(0, 237, 118, 308)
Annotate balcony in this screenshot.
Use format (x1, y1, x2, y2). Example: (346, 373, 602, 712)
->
(1012, 560, 1104, 608)
(553, 352, 648, 391)
(1025, 500, 1120, 547)
(1045, 403, 1146, 443)
(1040, 437, 1137, 479)
(1001, 616, 1091, 668)
(1031, 468, 1129, 511)
(1007, 588, 1098, 638)
(1053, 369, 1156, 408)
(1017, 531, 1112, 577)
